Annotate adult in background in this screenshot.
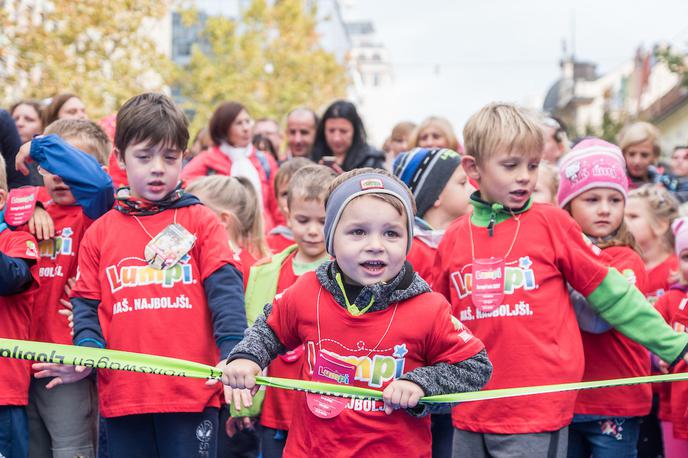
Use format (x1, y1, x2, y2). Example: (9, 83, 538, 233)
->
(253, 118, 282, 161)
(541, 115, 570, 164)
(310, 100, 384, 172)
(0, 109, 36, 188)
(409, 116, 461, 153)
(182, 101, 280, 230)
(670, 145, 688, 177)
(43, 93, 87, 126)
(10, 100, 44, 144)
(284, 108, 318, 159)
(618, 122, 662, 189)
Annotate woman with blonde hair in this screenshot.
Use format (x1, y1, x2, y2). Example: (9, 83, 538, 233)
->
(408, 116, 462, 153)
(618, 121, 662, 188)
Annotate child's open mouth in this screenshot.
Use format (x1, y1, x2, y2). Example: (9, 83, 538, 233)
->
(360, 260, 386, 274)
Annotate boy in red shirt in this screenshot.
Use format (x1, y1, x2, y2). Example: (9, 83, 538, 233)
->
(392, 146, 473, 457)
(240, 165, 335, 457)
(432, 103, 688, 457)
(223, 168, 491, 458)
(33, 93, 247, 458)
(265, 158, 313, 253)
(0, 154, 40, 458)
(16, 119, 114, 458)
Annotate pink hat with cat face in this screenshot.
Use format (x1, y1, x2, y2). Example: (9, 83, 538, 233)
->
(557, 138, 629, 208)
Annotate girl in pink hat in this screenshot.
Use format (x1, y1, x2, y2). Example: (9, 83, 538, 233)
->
(558, 138, 651, 457)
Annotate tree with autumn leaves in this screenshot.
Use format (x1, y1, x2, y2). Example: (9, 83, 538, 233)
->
(176, 0, 348, 134)
(1, 0, 348, 131)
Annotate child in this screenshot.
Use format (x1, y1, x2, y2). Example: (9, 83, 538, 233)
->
(654, 217, 688, 458)
(32, 93, 248, 458)
(187, 175, 270, 286)
(392, 147, 472, 281)
(242, 165, 335, 458)
(393, 146, 474, 457)
(17, 119, 114, 458)
(556, 139, 651, 456)
(626, 184, 680, 303)
(0, 154, 40, 458)
(223, 168, 492, 457)
(266, 158, 312, 253)
(531, 161, 559, 205)
(432, 102, 688, 458)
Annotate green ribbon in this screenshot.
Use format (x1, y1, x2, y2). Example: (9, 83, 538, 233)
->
(3, 338, 688, 404)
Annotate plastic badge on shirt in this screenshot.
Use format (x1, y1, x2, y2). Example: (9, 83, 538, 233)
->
(4, 186, 39, 227)
(471, 257, 506, 313)
(144, 223, 196, 270)
(306, 350, 357, 419)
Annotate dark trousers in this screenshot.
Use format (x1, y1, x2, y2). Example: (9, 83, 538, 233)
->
(0, 406, 29, 458)
(432, 413, 454, 457)
(217, 407, 259, 458)
(259, 426, 287, 458)
(104, 408, 218, 458)
(568, 417, 640, 458)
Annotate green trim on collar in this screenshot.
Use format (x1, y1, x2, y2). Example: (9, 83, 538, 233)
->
(469, 192, 532, 231)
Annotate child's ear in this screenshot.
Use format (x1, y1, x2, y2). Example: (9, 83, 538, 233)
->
(652, 219, 671, 239)
(218, 210, 234, 229)
(0, 188, 7, 211)
(113, 148, 126, 169)
(461, 155, 480, 181)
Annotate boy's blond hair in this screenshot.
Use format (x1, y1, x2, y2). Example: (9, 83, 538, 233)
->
(0, 154, 7, 192)
(44, 119, 111, 165)
(326, 167, 417, 218)
(287, 165, 337, 208)
(463, 103, 544, 163)
(274, 157, 312, 198)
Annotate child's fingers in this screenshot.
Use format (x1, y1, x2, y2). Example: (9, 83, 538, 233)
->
(232, 389, 244, 412)
(45, 377, 64, 390)
(407, 390, 422, 409)
(225, 417, 237, 438)
(250, 385, 259, 397)
(28, 217, 36, 236)
(240, 388, 253, 408)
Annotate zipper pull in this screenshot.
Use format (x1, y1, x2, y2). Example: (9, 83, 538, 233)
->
(488, 213, 495, 237)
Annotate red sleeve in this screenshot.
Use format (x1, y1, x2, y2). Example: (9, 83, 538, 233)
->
(265, 286, 301, 351)
(180, 154, 210, 183)
(432, 220, 461, 300)
(2, 231, 39, 262)
(71, 223, 102, 300)
(553, 215, 610, 297)
(425, 294, 484, 364)
(193, 206, 240, 280)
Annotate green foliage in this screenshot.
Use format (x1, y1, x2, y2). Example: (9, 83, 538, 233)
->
(655, 44, 688, 87)
(176, 0, 348, 135)
(1, 0, 174, 119)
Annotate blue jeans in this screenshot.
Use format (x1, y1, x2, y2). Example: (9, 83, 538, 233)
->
(0, 406, 29, 458)
(568, 416, 640, 458)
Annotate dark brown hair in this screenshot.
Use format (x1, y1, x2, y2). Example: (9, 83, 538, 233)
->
(114, 93, 189, 155)
(208, 101, 246, 146)
(43, 93, 81, 126)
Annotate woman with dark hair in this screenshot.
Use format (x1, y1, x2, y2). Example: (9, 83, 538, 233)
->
(43, 93, 87, 126)
(181, 101, 281, 229)
(10, 100, 44, 144)
(310, 100, 384, 172)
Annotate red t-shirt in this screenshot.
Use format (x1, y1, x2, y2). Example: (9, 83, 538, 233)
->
(29, 204, 93, 345)
(654, 289, 688, 438)
(71, 205, 237, 417)
(0, 230, 39, 406)
(266, 272, 484, 457)
(266, 231, 294, 254)
(407, 237, 437, 286)
(260, 250, 303, 430)
(574, 246, 651, 417)
(645, 254, 678, 416)
(432, 203, 610, 433)
(646, 255, 678, 304)
(234, 247, 257, 290)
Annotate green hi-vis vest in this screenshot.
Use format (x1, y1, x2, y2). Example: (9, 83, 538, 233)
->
(231, 244, 298, 418)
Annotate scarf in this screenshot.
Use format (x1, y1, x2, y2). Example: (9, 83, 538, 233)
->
(220, 142, 263, 204)
(114, 184, 185, 216)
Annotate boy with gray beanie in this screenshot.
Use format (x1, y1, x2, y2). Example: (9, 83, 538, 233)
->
(222, 168, 492, 457)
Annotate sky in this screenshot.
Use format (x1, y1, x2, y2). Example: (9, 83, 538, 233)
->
(198, 0, 688, 143)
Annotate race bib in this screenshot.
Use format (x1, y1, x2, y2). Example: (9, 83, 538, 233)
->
(471, 257, 505, 313)
(306, 351, 356, 419)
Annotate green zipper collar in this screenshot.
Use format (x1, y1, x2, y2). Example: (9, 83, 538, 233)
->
(469, 192, 532, 235)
